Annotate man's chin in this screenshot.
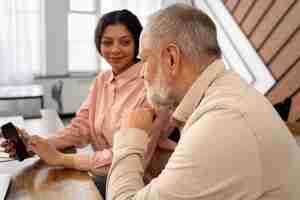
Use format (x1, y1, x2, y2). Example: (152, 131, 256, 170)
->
(146, 85, 177, 111)
(148, 96, 175, 112)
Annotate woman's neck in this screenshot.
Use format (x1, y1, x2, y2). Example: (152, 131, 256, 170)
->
(112, 60, 136, 76)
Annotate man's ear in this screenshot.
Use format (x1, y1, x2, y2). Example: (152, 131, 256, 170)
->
(163, 43, 181, 77)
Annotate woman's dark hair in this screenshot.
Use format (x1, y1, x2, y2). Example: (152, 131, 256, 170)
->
(95, 9, 143, 62)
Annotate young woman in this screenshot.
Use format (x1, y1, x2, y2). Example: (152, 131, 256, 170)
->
(2, 9, 176, 198)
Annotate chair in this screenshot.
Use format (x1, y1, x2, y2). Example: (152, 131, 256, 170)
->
(51, 80, 64, 114)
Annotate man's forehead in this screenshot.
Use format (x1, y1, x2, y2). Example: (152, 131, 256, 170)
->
(140, 32, 152, 47)
(139, 32, 153, 55)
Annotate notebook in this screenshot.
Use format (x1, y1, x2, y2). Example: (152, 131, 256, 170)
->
(0, 174, 11, 200)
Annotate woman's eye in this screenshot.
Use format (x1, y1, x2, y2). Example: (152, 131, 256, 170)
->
(101, 41, 112, 46)
(120, 40, 131, 46)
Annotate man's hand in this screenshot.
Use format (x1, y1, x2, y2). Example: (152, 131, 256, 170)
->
(121, 108, 156, 134)
(27, 135, 63, 166)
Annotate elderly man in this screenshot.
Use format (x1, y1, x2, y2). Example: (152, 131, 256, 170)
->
(107, 4, 300, 200)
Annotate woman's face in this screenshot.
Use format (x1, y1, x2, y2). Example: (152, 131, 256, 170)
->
(100, 24, 136, 74)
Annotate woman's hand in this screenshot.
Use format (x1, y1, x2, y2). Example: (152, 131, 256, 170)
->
(0, 128, 34, 159)
(27, 135, 63, 166)
(1, 139, 16, 158)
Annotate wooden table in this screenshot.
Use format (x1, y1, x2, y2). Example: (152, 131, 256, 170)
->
(0, 110, 102, 200)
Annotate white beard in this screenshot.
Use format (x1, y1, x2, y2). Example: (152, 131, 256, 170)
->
(145, 65, 175, 110)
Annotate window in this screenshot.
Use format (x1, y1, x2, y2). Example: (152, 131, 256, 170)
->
(67, 0, 161, 74)
(101, 0, 160, 25)
(128, 1, 161, 25)
(70, 0, 95, 11)
(68, 0, 99, 73)
(194, 0, 275, 94)
(43, 0, 161, 76)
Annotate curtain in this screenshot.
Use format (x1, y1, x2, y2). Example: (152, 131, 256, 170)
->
(0, 0, 43, 85)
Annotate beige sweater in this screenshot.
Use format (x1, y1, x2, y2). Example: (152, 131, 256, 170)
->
(107, 60, 300, 200)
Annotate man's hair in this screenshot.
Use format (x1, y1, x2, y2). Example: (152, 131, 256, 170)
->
(144, 4, 221, 63)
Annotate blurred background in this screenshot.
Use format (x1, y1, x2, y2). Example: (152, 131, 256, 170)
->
(0, 0, 299, 128)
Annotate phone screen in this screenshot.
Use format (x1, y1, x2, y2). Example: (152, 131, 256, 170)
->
(1, 122, 19, 141)
(1, 122, 30, 161)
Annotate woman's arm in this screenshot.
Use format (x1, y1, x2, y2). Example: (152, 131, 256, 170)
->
(28, 134, 113, 175)
(47, 77, 100, 150)
(58, 149, 113, 176)
(47, 108, 92, 150)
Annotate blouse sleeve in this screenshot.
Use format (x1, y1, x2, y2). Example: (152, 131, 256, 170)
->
(73, 149, 113, 176)
(49, 78, 98, 150)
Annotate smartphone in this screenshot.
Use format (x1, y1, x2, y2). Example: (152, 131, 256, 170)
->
(1, 122, 30, 161)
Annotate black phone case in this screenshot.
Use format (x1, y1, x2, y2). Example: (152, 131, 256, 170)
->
(1, 122, 30, 161)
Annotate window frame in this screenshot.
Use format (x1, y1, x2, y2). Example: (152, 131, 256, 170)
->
(194, 0, 276, 94)
(67, 0, 101, 74)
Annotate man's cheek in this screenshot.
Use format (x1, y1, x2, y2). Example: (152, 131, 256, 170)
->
(147, 63, 158, 83)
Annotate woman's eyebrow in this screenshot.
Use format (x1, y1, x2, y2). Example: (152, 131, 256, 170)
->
(102, 35, 132, 40)
(119, 35, 133, 39)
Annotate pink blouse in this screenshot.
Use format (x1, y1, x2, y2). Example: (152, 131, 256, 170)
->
(52, 63, 176, 175)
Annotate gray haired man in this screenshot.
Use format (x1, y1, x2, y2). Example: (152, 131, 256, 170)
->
(107, 4, 300, 200)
